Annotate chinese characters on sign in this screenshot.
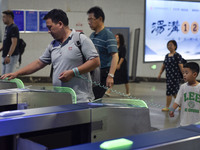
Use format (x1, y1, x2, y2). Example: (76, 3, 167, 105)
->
(151, 20, 199, 36)
(151, 20, 180, 36)
(168, 21, 180, 36)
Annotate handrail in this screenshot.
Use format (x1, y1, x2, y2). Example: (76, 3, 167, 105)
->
(1, 78, 25, 89)
(53, 86, 77, 104)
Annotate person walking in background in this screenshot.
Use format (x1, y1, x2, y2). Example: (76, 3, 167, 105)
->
(0, 10, 19, 74)
(87, 6, 119, 99)
(105, 33, 130, 97)
(1, 9, 100, 103)
(158, 40, 183, 111)
(169, 62, 200, 126)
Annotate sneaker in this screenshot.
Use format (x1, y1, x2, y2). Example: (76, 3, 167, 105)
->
(124, 93, 131, 97)
(162, 107, 169, 112)
(105, 92, 111, 97)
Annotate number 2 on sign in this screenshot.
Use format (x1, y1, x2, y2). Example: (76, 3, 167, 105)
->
(191, 22, 199, 34)
(181, 21, 199, 34)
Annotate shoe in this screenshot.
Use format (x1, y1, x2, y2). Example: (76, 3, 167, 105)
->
(162, 107, 169, 112)
(105, 92, 111, 97)
(124, 93, 131, 97)
(179, 107, 181, 111)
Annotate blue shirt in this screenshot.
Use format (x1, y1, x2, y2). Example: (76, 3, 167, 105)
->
(90, 28, 118, 69)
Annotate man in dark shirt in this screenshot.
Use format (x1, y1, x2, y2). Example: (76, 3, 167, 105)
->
(0, 10, 19, 74)
(87, 6, 118, 99)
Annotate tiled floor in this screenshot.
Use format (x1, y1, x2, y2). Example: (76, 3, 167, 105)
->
(24, 81, 181, 131)
(101, 81, 181, 130)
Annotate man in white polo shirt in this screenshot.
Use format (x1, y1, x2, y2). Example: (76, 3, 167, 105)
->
(1, 9, 100, 102)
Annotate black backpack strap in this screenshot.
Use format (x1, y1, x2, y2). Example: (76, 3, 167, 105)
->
(73, 32, 86, 63)
(174, 53, 181, 63)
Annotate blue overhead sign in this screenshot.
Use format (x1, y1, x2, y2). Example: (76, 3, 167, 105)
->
(26, 11, 38, 31)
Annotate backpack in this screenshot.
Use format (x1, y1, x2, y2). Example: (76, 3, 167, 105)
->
(73, 32, 100, 84)
(180, 57, 187, 79)
(18, 38, 26, 65)
(182, 58, 187, 65)
(174, 53, 187, 79)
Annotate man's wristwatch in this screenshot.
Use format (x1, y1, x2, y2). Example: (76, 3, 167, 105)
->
(7, 54, 10, 58)
(108, 73, 114, 78)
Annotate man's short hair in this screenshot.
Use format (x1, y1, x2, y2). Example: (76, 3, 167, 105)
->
(87, 6, 105, 22)
(184, 62, 200, 76)
(43, 9, 69, 26)
(2, 10, 14, 19)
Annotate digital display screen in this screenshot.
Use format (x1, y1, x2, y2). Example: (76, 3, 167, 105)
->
(13, 10, 24, 31)
(26, 11, 38, 31)
(144, 0, 200, 62)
